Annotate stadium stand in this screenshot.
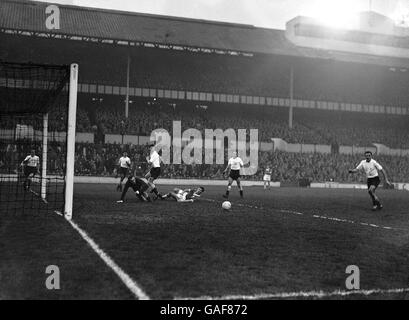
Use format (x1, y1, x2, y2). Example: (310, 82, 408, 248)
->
(79, 99, 409, 147)
(66, 144, 409, 183)
(1, 0, 409, 184)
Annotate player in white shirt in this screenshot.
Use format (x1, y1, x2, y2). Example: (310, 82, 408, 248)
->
(263, 166, 272, 190)
(349, 151, 392, 211)
(223, 152, 244, 199)
(116, 152, 131, 192)
(161, 186, 205, 203)
(145, 144, 162, 199)
(20, 149, 40, 191)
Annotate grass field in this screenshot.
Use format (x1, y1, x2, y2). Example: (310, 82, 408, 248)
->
(1, 183, 409, 300)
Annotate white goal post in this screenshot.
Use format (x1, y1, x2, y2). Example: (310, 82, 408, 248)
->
(64, 63, 79, 220)
(41, 113, 48, 200)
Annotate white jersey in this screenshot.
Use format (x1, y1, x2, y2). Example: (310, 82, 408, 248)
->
(228, 157, 244, 170)
(356, 159, 383, 178)
(119, 156, 131, 168)
(23, 155, 40, 168)
(264, 168, 272, 181)
(174, 189, 200, 202)
(175, 189, 188, 202)
(149, 151, 161, 168)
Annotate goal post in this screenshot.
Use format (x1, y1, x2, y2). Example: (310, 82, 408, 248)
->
(41, 112, 48, 200)
(0, 61, 78, 218)
(64, 63, 78, 220)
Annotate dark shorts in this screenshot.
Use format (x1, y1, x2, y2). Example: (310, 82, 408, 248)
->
(229, 169, 241, 180)
(24, 166, 37, 177)
(367, 176, 381, 189)
(118, 167, 129, 177)
(150, 167, 161, 180)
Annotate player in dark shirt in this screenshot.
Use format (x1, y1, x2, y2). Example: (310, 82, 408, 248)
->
(116, 175, 151, 203)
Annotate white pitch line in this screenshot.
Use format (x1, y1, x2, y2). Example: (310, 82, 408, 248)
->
(204, 198, 397, 231)
(176, 287, 409, 300)
(54, 210, 64, 217)
(66, 218, 150, 300)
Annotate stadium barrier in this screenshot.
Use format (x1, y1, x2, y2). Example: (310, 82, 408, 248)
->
(7, 174, 405, 190)
(312, 183, 368, 189)
(373, 143, 409, 156)
(339, 145, 377, 155)
(272, 138, 409, 156)
(312, 182, 408, 191)
(71, 177, 409, 190)
(0, 129, 94, 143)
(393, 183, 409, 191)
(73, 176, 281, 187)
(104, 134, 151, 145)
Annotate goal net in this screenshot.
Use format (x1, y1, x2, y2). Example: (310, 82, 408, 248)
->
(0, 62, 78, 219)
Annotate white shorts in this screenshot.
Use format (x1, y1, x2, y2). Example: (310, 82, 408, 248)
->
(263, 175, 271, 182)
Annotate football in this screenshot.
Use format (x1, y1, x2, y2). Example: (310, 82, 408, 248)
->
(222, 201, 232, 211)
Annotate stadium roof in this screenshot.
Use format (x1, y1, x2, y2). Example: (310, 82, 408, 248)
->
(2, 0, 409, 68)
(0, 0, 298, 56)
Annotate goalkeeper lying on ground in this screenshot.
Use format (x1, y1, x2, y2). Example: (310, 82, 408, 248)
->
(116, 175, 152, 203)
(160, 187, 205, 202)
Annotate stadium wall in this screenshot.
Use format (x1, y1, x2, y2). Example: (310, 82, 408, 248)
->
(273, 138, 409, 156)
(73, 176, 280, 187)
(71, 177, 409, 190)
(2, 173, 407, 190)
(373, 143, 409, 156)
(339, 145, 377, 155)
(312, 182, 409, 191)
(0, 129, 94, 143)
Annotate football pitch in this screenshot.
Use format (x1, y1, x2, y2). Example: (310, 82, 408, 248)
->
(1, 184, 409, 300)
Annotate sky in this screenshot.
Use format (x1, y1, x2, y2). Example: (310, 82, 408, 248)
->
(32, 0, 409, 30)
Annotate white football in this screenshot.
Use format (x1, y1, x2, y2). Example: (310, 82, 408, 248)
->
(222, 201, 232, 210)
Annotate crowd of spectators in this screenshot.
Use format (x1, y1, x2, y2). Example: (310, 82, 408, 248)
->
(87, 100, 409, 148)
(92, 101, 324, 143)
(71, 143, 409, 183)
(258, 151, 409, 183)
(0, 141, 66, 175)
(1, 140, 409, 183)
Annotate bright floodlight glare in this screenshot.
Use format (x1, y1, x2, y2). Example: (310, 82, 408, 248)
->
(306, 0, 362, 29)
(392, 1, 409, 26)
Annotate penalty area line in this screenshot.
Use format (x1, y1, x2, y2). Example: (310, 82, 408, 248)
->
(54, 210, 150, 300)
(176, 287, 409, 300)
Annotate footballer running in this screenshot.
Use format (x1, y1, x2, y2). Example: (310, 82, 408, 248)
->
(263, 166, 272, 189)
(145, 144, 162, 199)
(223, 151, 244, 199)
(20, 149, 40, 191)
(116, 152, 131, 192)
(349, 151, 392, 211)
